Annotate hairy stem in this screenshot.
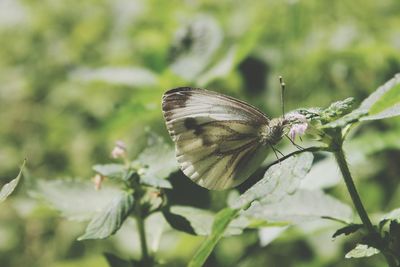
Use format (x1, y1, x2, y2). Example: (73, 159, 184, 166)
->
(334, 143, 397, 267)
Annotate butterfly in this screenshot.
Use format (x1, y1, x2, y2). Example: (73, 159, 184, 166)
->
(162, 87, 294, 190)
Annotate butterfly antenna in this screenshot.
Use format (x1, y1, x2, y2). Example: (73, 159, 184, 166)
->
(279, 76, 285, 118)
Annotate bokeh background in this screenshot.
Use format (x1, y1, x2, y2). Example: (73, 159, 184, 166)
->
(1, 0, 400, 266)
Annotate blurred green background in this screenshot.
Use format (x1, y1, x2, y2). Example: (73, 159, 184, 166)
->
(1, 0, 400, 266)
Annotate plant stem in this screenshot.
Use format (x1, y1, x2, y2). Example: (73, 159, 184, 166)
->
(135, 198, 150, 264)
(334, 145, 397, 267)
(334, 148, 375, 233)
(130, 170, 151, 265)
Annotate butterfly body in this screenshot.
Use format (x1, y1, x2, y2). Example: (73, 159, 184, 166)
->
(259, 118, 288, 146)
(162, 87, 289, 190)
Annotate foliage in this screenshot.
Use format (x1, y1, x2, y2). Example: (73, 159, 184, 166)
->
(0, 160, 25, 203)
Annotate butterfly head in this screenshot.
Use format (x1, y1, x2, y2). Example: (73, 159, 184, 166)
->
(260, 113, 308, 146)
(260, 117, 290, 146)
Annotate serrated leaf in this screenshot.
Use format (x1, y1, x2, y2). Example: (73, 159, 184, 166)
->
(78, 192, 134, 240)
(234, 153, 314, 209)
(243, 190, 353, 224)
(188, 207, 240, 267)
(135, 135, 176, 189)
(31, 179, 122, 221)
(92, 164, 126, 179)
(0, 160, 25, 202)
(359, 73, 400, 120)
(345, 244, 380, 258)
(332, 224, 363, 238)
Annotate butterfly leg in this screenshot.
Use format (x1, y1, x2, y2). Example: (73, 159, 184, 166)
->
(270, 145, 285, 162)
(271, 146, 280, 161)
(285, 135, 304, 150)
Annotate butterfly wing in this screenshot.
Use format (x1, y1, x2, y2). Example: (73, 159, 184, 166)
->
(162, 87, 271, 190)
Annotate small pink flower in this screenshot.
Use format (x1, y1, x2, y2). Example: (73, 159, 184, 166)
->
(111, 140, 127, 159)
(93, 174, 105, 190)
(287, 113, 308, 141)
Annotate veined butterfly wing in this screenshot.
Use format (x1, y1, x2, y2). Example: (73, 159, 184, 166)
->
(162, 87, 271, 190)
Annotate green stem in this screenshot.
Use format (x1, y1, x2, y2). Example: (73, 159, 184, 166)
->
(130, 173, 151, 265)
(334, 148, 375, 233)
(135, 198, 150, 264)
(333, 142, 397, 267)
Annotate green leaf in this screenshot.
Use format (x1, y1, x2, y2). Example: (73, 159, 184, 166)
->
(31, 179, 122, 221)
(164, 206, 214, 236)
(135, 134, 176, 189)
(188, 207, 240, 267)
(258, 226, 288, 247)
(78, 192, 134, 240)
(164, 205, 247, 237)
(92, 164, 126, 179)
(0, 160, 25, 203)
(163, 208, 197, 235)
(332, 224, 363, 238)
(234, 152, 314, 209)
(359, 73, 400, 120)
(345, 244, 380, 258)
(243, 190, 353, 225)
(300, 154, 341, 190)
